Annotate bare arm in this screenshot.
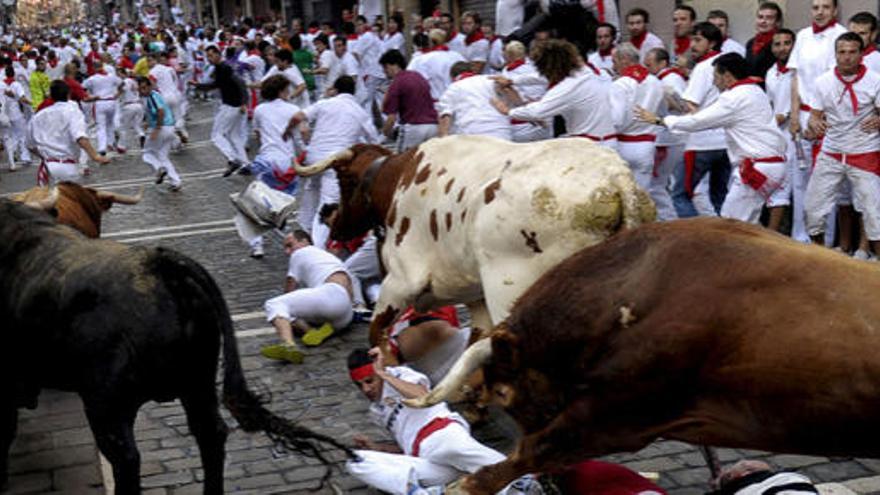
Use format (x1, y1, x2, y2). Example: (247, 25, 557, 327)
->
(382, 113, 397, 138)
(77, 136, 110, 164)
(790, 70, 801, 137)
(285, 276, 298, 293)
(438, 114, 452, 137)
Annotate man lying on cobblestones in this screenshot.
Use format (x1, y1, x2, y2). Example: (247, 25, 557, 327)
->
(345, 347, 520, 494)
(710, 460, 818, 495)
(261, 229, 357, 363)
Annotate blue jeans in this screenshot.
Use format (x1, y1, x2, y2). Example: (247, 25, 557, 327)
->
(672, 149, 732, 218)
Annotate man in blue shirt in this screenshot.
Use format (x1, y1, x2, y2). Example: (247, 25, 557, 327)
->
(137, 76, 182, 191)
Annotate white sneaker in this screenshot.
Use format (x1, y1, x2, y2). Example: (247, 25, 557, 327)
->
(9, 164, 18, 171)
(853, 249, 871, 260)
(250, 245, 264, 258)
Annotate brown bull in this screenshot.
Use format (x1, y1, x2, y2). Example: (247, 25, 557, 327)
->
(407, 218, 880, 494)
(12, 182, 142, 238)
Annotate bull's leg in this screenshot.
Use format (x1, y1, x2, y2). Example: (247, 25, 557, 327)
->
(457, 398, 653, 495)
(465, 300, 492, 335)
(0, 405, 18, 489)
(83, 400, 141, 495)
(181, 391, 228, 495)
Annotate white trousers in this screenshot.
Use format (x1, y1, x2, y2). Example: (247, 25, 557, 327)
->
(4, 118, 29, 165)
(345, 234, 382, 304)
(211, 104, 248, 163)
(118, 102, 145, 149)
(652, 144, 681, 221)
(617, 141, 655, 191)
(805, 152, 880, 240)
(346, 422, 505, 495)
(143, 126, 181, 186)
(511, 122, 551, 143)
(720, 160, 787, 224)
(163, 91, 187, 136)
(296, 168, 340, 234)
(94, 100, 117, 153)
(397, 123, 438, 152)
(264, 282, 353, 328)
(46, 160, 80, 183)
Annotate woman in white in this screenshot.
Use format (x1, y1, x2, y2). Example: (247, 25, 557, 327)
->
(241, 75, 304, 258)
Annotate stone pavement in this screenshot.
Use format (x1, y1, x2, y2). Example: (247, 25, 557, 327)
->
(3, 99, 880, 494)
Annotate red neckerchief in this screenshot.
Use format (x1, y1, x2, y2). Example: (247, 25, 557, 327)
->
(812, 21, 835, 34)
(776, 61, 789, 74)
(599, 46, 613, 57)
(4, 77, 14, 85)
(585, 61, 600, 75)
(630, 30, 647, 50)
(658, 67, 687, 80)
(621, 64, 649, 83)
(96, 69, 107, 75)
(865, 45, 877, 57)
(752, 29, 776, 55)
(429, 44, 449, 52)
(346, 34, 358, 40)
(696, 50, 720, 64)
(465, 29, 485, 46)
(728, 76, 763, 90)
(674, 36, 690, 56)
(454, 71, 476, 81)
(505, 59, 526, 71)
(835, 64, 868, 116)
(36, 97, 54, 112)
(248, 49, 260, 56)
(307, 27, 318, 34)
(448, 30, 459, 42)
(596, 0, 605, 22)
(48, 59, 58, 68)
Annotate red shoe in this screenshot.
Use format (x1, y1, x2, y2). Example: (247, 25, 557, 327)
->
(116, 146, 127, 154)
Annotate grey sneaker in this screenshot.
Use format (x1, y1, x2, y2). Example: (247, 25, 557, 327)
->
(853, 249, 871, 261)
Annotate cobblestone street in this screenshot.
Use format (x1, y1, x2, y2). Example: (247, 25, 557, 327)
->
(3, 100, 880, 495)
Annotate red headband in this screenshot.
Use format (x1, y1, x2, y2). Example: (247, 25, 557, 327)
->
(350, 364, 375, 381)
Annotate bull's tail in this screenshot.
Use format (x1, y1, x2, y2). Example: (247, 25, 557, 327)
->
(151, 248, 356, 488)
(614, 171, 657, 230)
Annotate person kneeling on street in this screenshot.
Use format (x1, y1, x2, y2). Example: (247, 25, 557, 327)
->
(261, 230, 357, 363)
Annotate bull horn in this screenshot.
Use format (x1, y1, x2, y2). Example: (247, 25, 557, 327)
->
(97, 186, 144, 205)
(293, 148, 354, 177)
(24, 187, 58, 211)
(403, 337, 493, 408)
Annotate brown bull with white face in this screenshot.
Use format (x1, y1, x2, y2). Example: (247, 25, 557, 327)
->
(12, 182, 142, 238)
(409, 218, 880, 494)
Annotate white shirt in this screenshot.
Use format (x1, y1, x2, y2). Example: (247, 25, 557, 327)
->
(253, 98, 301, 164)
(407, 49, 467, 100)
(788, 23, 848, 110)
(287, 245, 349, 288)
(303, 93, 379, 163)
(486, 38, 505, 73)
(369, 365, 465, 456)
(149, 64, 180, 97)
(582, 0, 620, 30)
(315, 49, 336, 97)
(353, 30, 384, 78)
(438, 74, 512, 140)
(864, 48, 880, 74)
(655, 68, 688, 146)
(631, 32, 664, 63)
(83, 72, 122, 100)
(463, 36, 489, 64)
(812, 67, 880, 154)
(721, 37, 746, 57)
(682, 52, 727, 151)
(263, 65, 310, 108)
(665, 82, 786, 165)
(609, 70, 663, 137)
(28, 101, 88, 160)
(587, 50, 613, 76)
(238, 51, 265, 84)
(509, 67, 615, 138)
(765, 63, 792, 132)
(495, 0, 524, 36)
(501, 59, 547, 104)
(382, 31, 406, 57)
(0, 79, 24, 121)
(120, 77, 140, 105)
(448, 32, 466, 56)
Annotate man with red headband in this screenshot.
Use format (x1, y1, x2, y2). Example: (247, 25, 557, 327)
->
(344, 347, 507, 494)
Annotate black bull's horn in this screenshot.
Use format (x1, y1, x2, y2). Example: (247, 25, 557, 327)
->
(293, 149, 355, 177)
(404, 338, 493, 408)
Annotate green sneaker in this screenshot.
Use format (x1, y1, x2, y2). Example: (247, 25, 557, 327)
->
(260, 343, 304, 364)
(302, 323, 335, 347)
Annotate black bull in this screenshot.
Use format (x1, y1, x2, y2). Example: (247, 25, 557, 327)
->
(0, 200, 353, 493)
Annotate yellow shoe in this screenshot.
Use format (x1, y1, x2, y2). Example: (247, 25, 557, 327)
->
(260, 343, 304, 364)
(302, 323, 335, 347)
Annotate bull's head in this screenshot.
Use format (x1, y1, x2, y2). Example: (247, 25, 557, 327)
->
(13, 182, 143, 238)
(294, 145, 394, 241)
